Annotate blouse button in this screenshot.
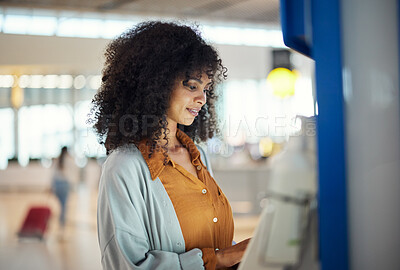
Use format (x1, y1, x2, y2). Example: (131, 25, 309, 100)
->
(213, 217, 218, 223)
(202, 189, 207, 194)
(196, 165, 202, 171)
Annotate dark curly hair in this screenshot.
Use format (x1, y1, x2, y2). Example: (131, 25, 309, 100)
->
(88, 21, 227, 157)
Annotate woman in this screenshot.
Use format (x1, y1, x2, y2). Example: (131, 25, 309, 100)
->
(90, 21, 249, 270)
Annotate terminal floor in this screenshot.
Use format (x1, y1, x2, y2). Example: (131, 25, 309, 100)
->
(0, 183, 259, 270)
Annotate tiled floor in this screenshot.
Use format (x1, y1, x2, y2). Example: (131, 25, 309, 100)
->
(0, 183, 259, 270)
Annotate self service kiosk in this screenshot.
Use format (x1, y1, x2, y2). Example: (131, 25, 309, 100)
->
(239, 1, 400, 270)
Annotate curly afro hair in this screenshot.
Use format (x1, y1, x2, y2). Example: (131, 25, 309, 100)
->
(88, 21, 227, 157)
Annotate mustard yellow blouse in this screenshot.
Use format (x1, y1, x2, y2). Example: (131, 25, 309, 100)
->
(139, 129, 234, 269)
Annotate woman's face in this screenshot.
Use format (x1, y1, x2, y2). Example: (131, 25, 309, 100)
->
(167, 73, 212, 126)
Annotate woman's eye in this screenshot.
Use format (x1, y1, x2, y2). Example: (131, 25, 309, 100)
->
(182, 80, 198, 91)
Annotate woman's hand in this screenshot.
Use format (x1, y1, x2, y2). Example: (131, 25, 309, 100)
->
(215, 238, 251, 269)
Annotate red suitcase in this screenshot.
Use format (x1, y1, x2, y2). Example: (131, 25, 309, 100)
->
(18, 206, 51, 240)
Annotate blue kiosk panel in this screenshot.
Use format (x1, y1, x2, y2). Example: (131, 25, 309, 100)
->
(280, 1, 349, 270)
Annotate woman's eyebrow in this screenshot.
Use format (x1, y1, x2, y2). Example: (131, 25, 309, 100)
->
(188, 78, 203, 84)
(188, 78, 212, 85)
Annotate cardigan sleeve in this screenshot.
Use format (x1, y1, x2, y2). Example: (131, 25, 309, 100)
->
(101, 230, 204, 270)
(97, 151, 205, 270)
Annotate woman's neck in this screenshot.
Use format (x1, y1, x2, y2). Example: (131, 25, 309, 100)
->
(158, 124, 181, 149)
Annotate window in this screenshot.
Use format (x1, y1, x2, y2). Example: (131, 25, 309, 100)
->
(18, 104, 74, 164)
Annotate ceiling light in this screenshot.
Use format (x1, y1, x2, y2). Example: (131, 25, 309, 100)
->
(29, 75, 43, 88)
(42, 75, 59, 89)
(89, 75, 102, 89)
(18, 75, 30, 88)
(58, 75, 73, 89)
(0, 75, 15, 88)
(73, 75, 86, 89)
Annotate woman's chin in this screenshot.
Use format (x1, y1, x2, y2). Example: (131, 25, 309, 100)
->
(180, 118, 195, 126)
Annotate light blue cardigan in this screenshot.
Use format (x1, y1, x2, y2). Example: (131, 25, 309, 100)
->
(97, 144, 213, 269)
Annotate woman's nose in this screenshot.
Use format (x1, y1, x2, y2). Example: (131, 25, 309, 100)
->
(195, 90, 206, 105)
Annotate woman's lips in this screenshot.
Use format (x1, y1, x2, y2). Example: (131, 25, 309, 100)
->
(187, 108, 199, 116)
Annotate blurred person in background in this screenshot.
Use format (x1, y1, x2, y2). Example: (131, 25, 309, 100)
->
(51, 146, 73, 234)
(89, 21, 250, 270)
